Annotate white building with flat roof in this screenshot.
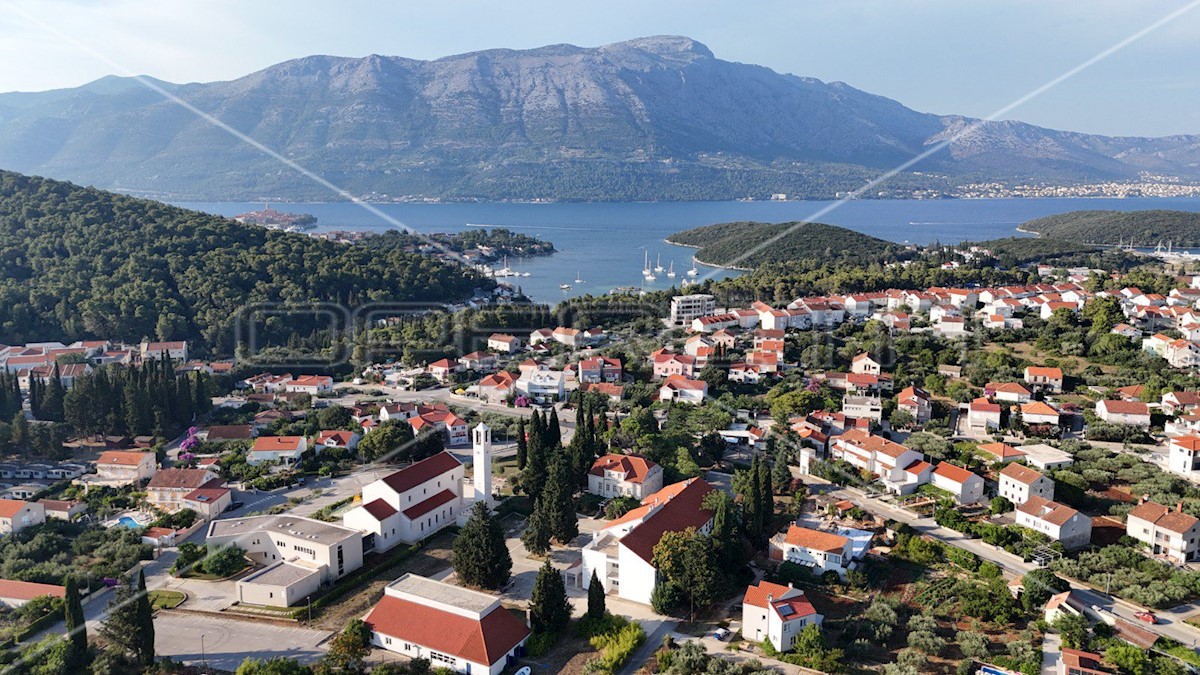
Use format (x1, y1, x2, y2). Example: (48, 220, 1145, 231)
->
(670, 294, 716, 326)
(206, 515, 363, 586)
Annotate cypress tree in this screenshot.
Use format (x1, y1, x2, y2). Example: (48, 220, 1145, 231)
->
(524, 412, 548, 499)
(520, 496, 552, 556)
(63, 575, 87, 667)
(757, 454, 774, 526)
(545, 454, 579, 543)
(746, 456, 763, 537)
(42, 363, 66, 422)
(587, 569, 606, 620)
(452, 502, 512, 590)
(135, 569, 155, 666)
(546, 408, 562, 449)
(529, 560, 570, 634)
(516, 418, 527, 470)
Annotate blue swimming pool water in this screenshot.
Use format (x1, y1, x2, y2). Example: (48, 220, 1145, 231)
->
(118, 516, 141, 528)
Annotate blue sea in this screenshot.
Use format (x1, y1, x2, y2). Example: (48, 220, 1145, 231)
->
(176, 198, 1200, 304)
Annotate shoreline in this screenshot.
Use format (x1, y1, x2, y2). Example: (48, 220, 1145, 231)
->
(662, 236, 754, 272)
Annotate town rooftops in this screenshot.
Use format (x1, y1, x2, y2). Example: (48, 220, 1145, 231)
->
(783, 524, 850, 553)
(97, 450, 153, 466)
(207, 514, 359, 545)
(590, 454, 658, 484)
(380, 452, 463, 495)
(977, 442, 1025, 461)
(1128, 500, 1200, 534)
(1000, 462, 1046, 485)
(613, 478, 715, 563)
(0, 579, 65, 602)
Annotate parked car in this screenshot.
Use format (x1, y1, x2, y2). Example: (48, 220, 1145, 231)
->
(713, 628, 731, 641)
(225, 501, 245, 512)
(1134, 611, 1158, 624)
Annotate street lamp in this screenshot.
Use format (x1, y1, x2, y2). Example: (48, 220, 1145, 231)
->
(200, 634, 206, 670)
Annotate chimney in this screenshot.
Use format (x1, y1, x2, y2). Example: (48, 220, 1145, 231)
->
(767, 594, 774, 604)
(1142, 493, 1151, 504)
(1178, 501, 1184, 513)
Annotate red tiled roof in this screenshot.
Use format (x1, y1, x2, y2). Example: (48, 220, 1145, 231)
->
(184, 479, 230, 504)
(1128, 500, 1199, 534)
(361, 499, 398, 521)
(590, 454, 658, 484)
(742, 580, 793, 608)
(207, 425, 253, 440)
(316, 430, 357, 446)
(97, 450, 153, 466)
(977, 442, 1025, 460)
(252, 436, 305, 452)
(1017, 495, 1080, 526)
(147, 468, 214, 490)
(0, 579, 65, 602)
(0, 499, 32, 519)
(618, 479, 715, 563)
(933, 462, 976, 484)
(783, 525, 849, 553)
(365, 595, 530, 666)
(1000, 462, 1045, 485)
(1025, 366, 1063, 379)
(381, 452, 463, 495)
(1099, 400, 1148, 415)
(402, 489, 457, 519)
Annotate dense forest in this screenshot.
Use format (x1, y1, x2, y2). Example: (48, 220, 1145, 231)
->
(0, 171, 489, 355)
(1019, 210, 1200, 247)
(667, 221, 896, 269)
(364, 227, 555, 259)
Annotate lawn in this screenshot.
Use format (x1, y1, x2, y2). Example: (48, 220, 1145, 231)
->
(148, 590, 185, 609)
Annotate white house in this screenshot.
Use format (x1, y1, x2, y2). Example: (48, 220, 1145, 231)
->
(895, 386, 932, 425)
(581, 478, 714, 606)
(658, 375, 708, 405)
(850, 353, 881, 375)
(741, 581, 823, 652)
(829, 429, 928, 495)
(1168, 435, 1200, 479)
(985, 381, 1032, 404)
(998, 463, 1054, 506)
(206, 515, 364, 586)
(1024, 366, 1064, 393)
(343, 451, 465, 552)
(1020, 401, 1061, 427)
(966, 397, 1002, 431)
(768, 524, 854, 579)
(0, 579, 64, 609)
(314, 430, 360, 453)
(486, 333, 523, 353)
(670, 294, 716, 326)
(1126, 500, 1200, 564)
(842, 396, 883, 424)
(587, 454, 664, 500)
(931, 462, 985, 505)
(514, 369, 566, 403)
(365, 573, 530, 675)
(145, 468, 219, 514)
(0, 499, 45, 535)
(85, 450, 157, 488)
(1015, 496, 1092, 550)
(1095, 399, 1151, 428)
(284, 375, 334, 395)
(247, 435, 310, 465)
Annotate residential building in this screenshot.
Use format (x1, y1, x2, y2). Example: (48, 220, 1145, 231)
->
(0, 499, 45, 535)
(285, 375, 334, 395)
(1059, 649, 1109, 675)
(578, 357, 622, 384)
(998, 463, 1054, 505)
(486, 333, 523, 353)
(658, 375, 707, 405)
(513, 368, 566, 403)
(182, 480, 233, 521)
(976, 442, 1026, 464)
(1021, 401, 1061, 427)
(587, 454, 664, 500)
(1169, 435, 1200, 478)
(652, 353, 697, 380)
(207, 515, 364, 585)
(842, 396, 883, 424)
(141, 340, 188, 362)
(895, 386, 932, 424)
(365, 573, 530, 675)
(850, 353, 881, 375)
(1020, 444, 1075, 471)
(0, 579, 64, 608)
(1016, 496, 1092, 550)
(551, 327, 581, 347)
(428, 359, 462, 382)
(248, 436, 310, 465)
(1162, 391, 1200, 415)
(670, 294, 716, 326)
(931, 463, 985, 504)
(984, 381, 1032, 403)
(476, 371, 516, 405)
(146, 468, 219, 513)
(1025, 366, 1064, 393)
(768, 525, 854, 579)
(86, 450, 157, 488)
(1095, 400, 1151, 428)
(741, 581, 823, 652)
(966, 397, 1002, 431)
(343, 452, 466, 552)
(409, 406, 470, 445)
(38, 499, 85, 521)
(458, 351, 498, 373)
(830, 429, 928, 495)
(1126, 500, 1200, 563)
(582, 478, 715, 605)
(314, 430, 360, 452)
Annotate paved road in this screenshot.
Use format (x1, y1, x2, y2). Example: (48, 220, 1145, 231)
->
(1042, 632, 1061, 675)
(828, 484, 1200, 648)
(154, 612, 330, 672)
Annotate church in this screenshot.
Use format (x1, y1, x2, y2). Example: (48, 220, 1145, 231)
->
(342, 423, 496, 552)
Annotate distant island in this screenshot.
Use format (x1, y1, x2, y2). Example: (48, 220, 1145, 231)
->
(234, 205, 318, 232)
(1018, 210, 1200, 247)
(667, 221, 896, 269)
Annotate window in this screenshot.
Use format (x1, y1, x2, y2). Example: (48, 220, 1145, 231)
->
(430, 652, 455, 666)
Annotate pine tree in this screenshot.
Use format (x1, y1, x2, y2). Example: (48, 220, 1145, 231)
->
(11, 411, 29, 453)
(520, 496, 553, 556)
(530, 560, 571, 634)
(587, 569, 606, 620)
(452, 502, 512, 590)
(771, 447, 791, 491)
(516, 418, 527, 470)
(63, 576, 87, 668)
(135, 569, 155, 666)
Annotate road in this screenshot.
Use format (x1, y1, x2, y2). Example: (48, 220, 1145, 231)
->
(827, 483, 1200, 648)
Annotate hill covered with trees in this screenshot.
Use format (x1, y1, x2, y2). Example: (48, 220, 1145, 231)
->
(1019, 210, 1200, 247)
(667, 221, 895, 269)
(0, 171, 487, 354)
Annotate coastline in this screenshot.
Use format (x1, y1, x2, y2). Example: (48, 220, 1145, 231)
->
(662, 236, 754, 272)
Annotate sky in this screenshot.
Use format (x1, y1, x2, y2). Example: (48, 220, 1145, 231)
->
(1, 0, 1199, 137)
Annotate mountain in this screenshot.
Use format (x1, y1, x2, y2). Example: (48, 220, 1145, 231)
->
(0, 36, 1198, 201)
(0, 170, 485, 353)
(667, 220, 894, 268)
(1019, 210, 1200, 247)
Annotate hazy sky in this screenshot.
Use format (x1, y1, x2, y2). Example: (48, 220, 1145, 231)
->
(2, 0, 1199, 137)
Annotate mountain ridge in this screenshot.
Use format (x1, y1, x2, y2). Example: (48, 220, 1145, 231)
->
(1, 35, 1197, 201)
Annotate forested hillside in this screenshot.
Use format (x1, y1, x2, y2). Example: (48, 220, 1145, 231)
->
(1019, 210, 1200, 247)
(0, 171, 487, 354)
(667, 221, 894, 269)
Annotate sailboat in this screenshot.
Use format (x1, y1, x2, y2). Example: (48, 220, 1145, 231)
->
(667, 261, 676, 278)
(642, 251, 656, 281)
(686, 257, 699, 277)
(575, 270, 584, 284)
(560, 283, 572, 290)
(654, 254, 664, 273)
(493, 255, 515, 277)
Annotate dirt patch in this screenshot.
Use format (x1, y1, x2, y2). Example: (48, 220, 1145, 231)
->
(314, 530, 456, 630)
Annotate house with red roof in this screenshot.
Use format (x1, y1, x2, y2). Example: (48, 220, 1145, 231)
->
(1095, 399, 1151, 428)
(427, 358, 462, 382)
(365, 573, 529, 675)
(182, 479, 233, 521)
(1018, 496, 1092, 550)
(486, 333, 523, 353)
(0, 579, 64, 608)
(283, 375, 334, 395)
(0, 499, 45, 535)
(931, 462, 985, 505)
(578, 357, 623, 384)
(966, 397, 1002, 431)
(658, 375, 708, 405)
(830, 429, 928, 495)
(409, 405, 470, 445)
(1020, 401, 1061, 427)
(315, 430, 360, 452)
(999, 463, 1054, 506)
(984, 381, 1032, 403)
(1127, 499, 1200, 563)
(768, 524, 854, 579)
(1024, 366, 1064, 393)
(588, 454, 663, 500)
(458, 351, 498, 373)
(741, 580, 823, 652)
(896, 386, 931, 424)
(248, 435, 310, 465)
(582, 478, 715, 605)
(1168, 434, 1200, 479)
(475, 371, 517, 405)
(89, 450, 157, 487)
(343, 452, 465, 551)
(146, 468, 220, 514)
(652, 353, 697, 380)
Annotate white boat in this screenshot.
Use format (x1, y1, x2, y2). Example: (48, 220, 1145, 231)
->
(654, 254, 664, 273)
(642, 251, 654, 278)
(666, 261, 676, 278)
(575, 271, 583, 283)
(560, 283, 572, 290)
(493, 255, 516, 277)
(687, 257, 699, 277)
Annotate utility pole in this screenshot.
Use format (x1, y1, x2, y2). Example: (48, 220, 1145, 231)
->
(201, 634, 206, 670)
(307, 596, 312, 623)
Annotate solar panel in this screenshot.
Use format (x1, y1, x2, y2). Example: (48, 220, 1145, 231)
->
(777, 605, 794, 617)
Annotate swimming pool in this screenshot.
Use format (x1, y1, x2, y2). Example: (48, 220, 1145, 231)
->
(117, 516, 143, 528)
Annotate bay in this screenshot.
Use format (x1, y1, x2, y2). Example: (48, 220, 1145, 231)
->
(176, 197, 1200, 304)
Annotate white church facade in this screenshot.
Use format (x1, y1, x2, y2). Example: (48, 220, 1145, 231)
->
(342, 423, 496, 553)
